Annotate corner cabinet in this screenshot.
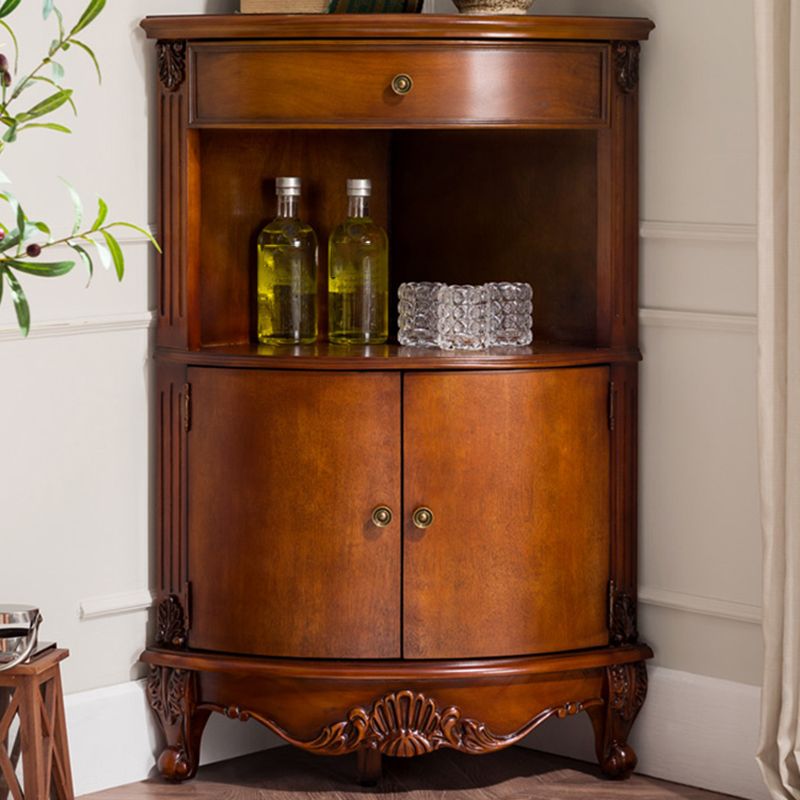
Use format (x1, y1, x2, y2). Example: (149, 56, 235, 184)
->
(141, 14, 654, 785)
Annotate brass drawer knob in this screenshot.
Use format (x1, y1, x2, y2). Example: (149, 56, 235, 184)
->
(412, 506, 434, 529)
(371, 506, 393, 527)
(391, 73, 414, 96)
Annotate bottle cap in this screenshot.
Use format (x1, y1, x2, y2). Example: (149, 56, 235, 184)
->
(347, 178, 372, 197)
(276, 177, 301, 196)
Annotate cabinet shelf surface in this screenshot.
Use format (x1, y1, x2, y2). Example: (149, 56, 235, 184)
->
(157, 341, 641, 370)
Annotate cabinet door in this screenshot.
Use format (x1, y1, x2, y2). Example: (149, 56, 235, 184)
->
(187, 368, 401, 659)
(403, 368, 610, 659)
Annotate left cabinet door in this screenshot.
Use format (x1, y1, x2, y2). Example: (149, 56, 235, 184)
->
(186, 368, 402, 659)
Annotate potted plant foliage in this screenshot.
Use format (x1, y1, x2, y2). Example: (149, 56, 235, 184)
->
(0, 0, 159, 335)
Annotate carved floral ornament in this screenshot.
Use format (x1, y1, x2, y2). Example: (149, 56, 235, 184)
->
(156, 595, 188, 648)
(147, 666, 189, 727)
(157, 40, 187, 92)
(612, 40, 640, 93)
(609, 662, 647, 723)
(209, 689, 603, 757)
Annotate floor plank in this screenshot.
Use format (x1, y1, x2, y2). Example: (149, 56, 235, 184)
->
(80, 746, 743, 800)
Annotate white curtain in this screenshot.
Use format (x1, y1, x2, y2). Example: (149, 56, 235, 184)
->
(755, 0, 800, 798)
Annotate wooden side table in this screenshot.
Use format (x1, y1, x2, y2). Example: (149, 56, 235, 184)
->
(0, 648, 74, 800)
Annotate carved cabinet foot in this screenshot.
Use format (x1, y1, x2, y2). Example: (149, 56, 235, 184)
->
(147, 666, 210, 782)
(588, 661, 647, 779)
(357, 748, 383, 785)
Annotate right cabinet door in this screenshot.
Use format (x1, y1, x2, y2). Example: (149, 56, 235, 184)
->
(403, 367, 610, 659)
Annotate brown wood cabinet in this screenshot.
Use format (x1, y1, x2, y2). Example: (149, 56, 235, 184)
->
(142, 13, 654, 786)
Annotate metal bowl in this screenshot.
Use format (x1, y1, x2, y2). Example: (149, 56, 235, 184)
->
(0, 605, 42, 671)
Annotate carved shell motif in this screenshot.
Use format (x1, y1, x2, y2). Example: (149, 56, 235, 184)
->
(370, 691, 441, 756)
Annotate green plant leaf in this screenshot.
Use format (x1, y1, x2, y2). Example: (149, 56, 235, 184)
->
(71, 39, 101, 84)
(43, 0, 54, 18)
(18, 122, 71, 134)
(107, 221, 162, 253)
(53, 6, 64, 39)
(70, 0, 105, 35)
(91, 235, 110, 271)
(61, 177, 82, 235)
(5, 258, 75, 277)
(21, 88, 73, 120)
(0, 168, 9, 183)
(51, 60, 65, 81)
(1, 123, 17, 143)
(91, 197, 107, 231)
(0, 19, 19, 71)
(69, 242, 93, 284)
(31, 220, 51, 238)
(4, 268, 29, 335)
(100, 229, 124, 280)
(0, 0, 22, 19)
(28, 76, 77, 114)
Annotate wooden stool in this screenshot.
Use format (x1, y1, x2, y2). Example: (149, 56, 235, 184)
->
(0, 649, 74, 800)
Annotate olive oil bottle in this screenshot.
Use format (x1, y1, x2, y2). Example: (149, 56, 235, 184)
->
(328, 178, 388, 344)
(257, 177, 318, 344)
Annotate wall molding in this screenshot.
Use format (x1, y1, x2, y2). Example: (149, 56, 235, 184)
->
(524, 666, 767, 800)
(640, 220, 757, 243)
(80, 589, 154, 620)
(0, 310, 155, 342)
(640, 307, 757, 333)
(638, 585, 762, 624)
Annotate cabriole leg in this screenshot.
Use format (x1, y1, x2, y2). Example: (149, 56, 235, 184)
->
(146, 666, 209, 782)
(587, 661, 647, 779)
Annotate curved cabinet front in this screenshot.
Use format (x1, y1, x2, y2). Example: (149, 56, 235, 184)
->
(186, 365, 610, 661)
(186, 368, 402, 659)
(403, 367, 610, 659)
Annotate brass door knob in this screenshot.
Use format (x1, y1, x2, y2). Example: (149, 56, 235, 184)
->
(390, 73, 414, 96)
(371, 506, 393, 527)
(412, 506, 434, 529)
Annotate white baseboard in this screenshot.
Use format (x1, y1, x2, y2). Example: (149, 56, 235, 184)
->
(65, 668, 767, 799)
(523, 665, 768, 800)
(64, 678, 279, 796)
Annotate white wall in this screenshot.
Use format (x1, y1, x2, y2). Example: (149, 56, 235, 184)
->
(1, 0, 762, 795)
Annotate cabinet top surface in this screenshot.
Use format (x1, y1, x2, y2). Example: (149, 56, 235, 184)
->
(140, 14, 654, 43)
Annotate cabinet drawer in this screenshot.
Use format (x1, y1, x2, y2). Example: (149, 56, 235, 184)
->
(191, 43, 608, 127)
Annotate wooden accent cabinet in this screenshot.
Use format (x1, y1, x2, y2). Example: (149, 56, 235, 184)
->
(142, 13, 654, 786)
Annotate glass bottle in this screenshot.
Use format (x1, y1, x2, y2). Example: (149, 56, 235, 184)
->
(257, 176, 318, 345)
(328, 178, 388, 345)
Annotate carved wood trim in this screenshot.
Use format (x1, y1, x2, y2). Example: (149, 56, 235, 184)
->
(156, 595, 188, 648)
(610, 583, 638, 645)
(609, 661, 647, 723)
(157, 40, 187, 92)
(202, 689, 603, 757)
(612, 41, 640, 93)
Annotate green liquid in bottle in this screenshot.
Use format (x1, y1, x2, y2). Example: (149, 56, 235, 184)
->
(328, 181, 388, 345)
(257, 180, 318, 345)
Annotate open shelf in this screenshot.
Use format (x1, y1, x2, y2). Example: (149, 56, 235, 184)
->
(157, 341, 640, 370)
(195, 128, 601, 350)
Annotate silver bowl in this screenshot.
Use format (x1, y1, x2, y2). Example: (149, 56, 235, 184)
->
(0, 605, 42, 671)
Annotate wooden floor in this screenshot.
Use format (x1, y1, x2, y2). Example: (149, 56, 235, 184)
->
(81, 745, 742, 800)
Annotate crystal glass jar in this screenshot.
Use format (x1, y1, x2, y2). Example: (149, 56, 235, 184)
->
(487, 282, 533, 346)
(436, 284, 490, 350)
(398, 282, 446, 347)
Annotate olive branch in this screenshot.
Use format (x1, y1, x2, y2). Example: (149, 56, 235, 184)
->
(0, 0, 160, 335)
